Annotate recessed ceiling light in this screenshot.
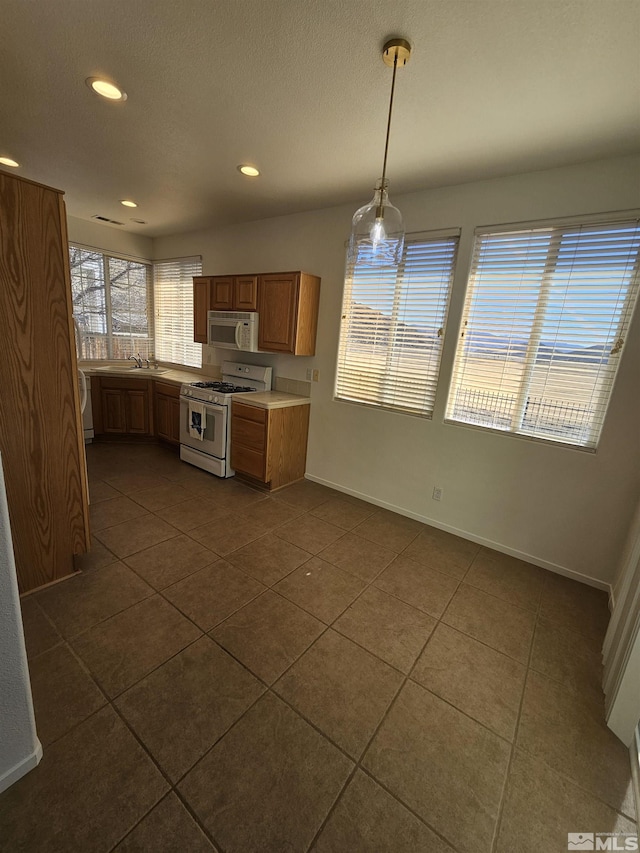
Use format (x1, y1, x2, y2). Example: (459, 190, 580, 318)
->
(238, 165, 260, 177)
(86, 77, 127, 101)
(120, 199, 137, 208)
(0, 156, 20, 168)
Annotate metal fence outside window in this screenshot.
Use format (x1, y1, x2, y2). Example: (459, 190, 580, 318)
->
(451, 387, 594, 441)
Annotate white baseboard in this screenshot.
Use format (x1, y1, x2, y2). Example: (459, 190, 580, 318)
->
(305, 473, 612, 595)
(0, 741, 43, 794)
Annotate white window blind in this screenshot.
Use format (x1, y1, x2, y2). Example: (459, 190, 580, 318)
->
(153, 256, 202, 368)
(335, 232, 459, 417)
(446, 217, 640, 449)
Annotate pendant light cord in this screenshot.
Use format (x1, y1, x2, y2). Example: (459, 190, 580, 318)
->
(377, 50, 399, 218)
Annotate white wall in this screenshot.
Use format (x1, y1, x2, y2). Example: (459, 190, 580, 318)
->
(0, 453, 41, 792)
(67, 216, 153, 260)
(156, 155, 640, 587)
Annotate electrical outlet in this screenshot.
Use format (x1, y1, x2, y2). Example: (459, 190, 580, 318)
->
(312, 369, 319, 382)
(432, 486, 443, 501)
(306, 368, 312, 380)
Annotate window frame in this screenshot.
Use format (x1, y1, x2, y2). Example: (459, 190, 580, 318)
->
(334, 228, 460, 419)
(444, 212, 640, 451)
(69, 243, 155, 361)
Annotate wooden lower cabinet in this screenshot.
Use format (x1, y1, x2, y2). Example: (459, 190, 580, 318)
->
(231, 401, 310, 490)
(154, 382, 181, 445)
(101, 388, 127, 433)
(93, 377, 153, 437)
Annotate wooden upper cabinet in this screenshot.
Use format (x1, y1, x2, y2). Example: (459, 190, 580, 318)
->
(193, 275, 260, 342)
(194, 270, 320, 354)
(193, 276, 211, 343)
(210, 276, 234, 310)
(211, 275, 258, 311)
(258, 272, 320, 355)
(234, 275, 258, 310)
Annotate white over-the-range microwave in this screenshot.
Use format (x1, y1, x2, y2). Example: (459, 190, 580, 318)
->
(207, 310, 259, 352)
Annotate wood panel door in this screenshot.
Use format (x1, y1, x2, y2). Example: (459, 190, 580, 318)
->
(102, 389, 127, 433)
(126, 390, 150, 434)
(234, 276, 258, 310)
(210, 276, 234, 310)
(154, 384, 181, 445)
(193, 276, 211, 343)
(258, 273, 299, 353)
(0, 172, 89, 591)
(155, 393, 170, 441)
(169, 396, 181, 443)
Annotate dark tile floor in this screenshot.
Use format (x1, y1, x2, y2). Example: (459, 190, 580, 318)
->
(2, 441, 636, 853)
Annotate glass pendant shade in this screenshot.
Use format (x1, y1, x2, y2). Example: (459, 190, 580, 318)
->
(348, 179, 405, 267)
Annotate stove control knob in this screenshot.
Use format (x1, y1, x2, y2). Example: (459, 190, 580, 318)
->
(244, 367, 249, 373)
(185, 389, 191, 396)
(214, 396, 220, 404)
(208, 394, 213, 401)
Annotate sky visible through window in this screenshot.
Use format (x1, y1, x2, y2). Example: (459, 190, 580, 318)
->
(445, 221, 640, 446)
(352, 225, 639, 358)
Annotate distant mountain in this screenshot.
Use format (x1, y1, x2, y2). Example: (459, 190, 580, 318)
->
(347, 302, 611, 363)
(347, 302, 440, 351)
(465, 330, 610, 364)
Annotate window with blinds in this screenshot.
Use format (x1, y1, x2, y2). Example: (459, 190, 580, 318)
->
(153, 256, 202, 368)
(335, 231, 459, 417)
(70, 245, 153, 359)
(446, 217, 640, 449)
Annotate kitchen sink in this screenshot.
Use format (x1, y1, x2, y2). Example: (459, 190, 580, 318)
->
(95, 365, 169, 375)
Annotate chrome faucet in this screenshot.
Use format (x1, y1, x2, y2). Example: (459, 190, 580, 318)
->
(128, 354, 143, 368)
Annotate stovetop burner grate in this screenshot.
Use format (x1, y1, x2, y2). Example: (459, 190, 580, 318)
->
(190, 381, 255, 393)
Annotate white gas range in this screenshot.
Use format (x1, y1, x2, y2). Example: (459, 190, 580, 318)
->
(179, 361, 272, 477)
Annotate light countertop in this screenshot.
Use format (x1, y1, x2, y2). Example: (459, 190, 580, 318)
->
(82, 365, 312, 407)
(233, 391, 311, 410)
(81, 364, 213, 386)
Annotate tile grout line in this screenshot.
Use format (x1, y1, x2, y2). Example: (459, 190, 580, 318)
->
(104, 500, 454, 847)
(304, 531, 481, 851)
(489, 574, 544, 853)
(133, 524, 629, 840)
(30, 447, 617, 850)
(58, 597, 229, 851)
(97, 485, 481, 850)
(509, 582, 637, 826)
(303, 553, 472, 853)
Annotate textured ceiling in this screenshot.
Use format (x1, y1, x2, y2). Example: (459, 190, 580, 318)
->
(1, 0, 639, 237)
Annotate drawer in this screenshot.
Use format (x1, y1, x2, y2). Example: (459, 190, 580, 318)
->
(98, 376, 150, 391)
(231, 416, 266, 452)
(154, 380, 180, 398)
(232, 401, 266, 423)
(231, 445, 266, 481)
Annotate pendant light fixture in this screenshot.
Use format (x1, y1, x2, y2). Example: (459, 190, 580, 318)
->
(348, 37, 412, 267)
